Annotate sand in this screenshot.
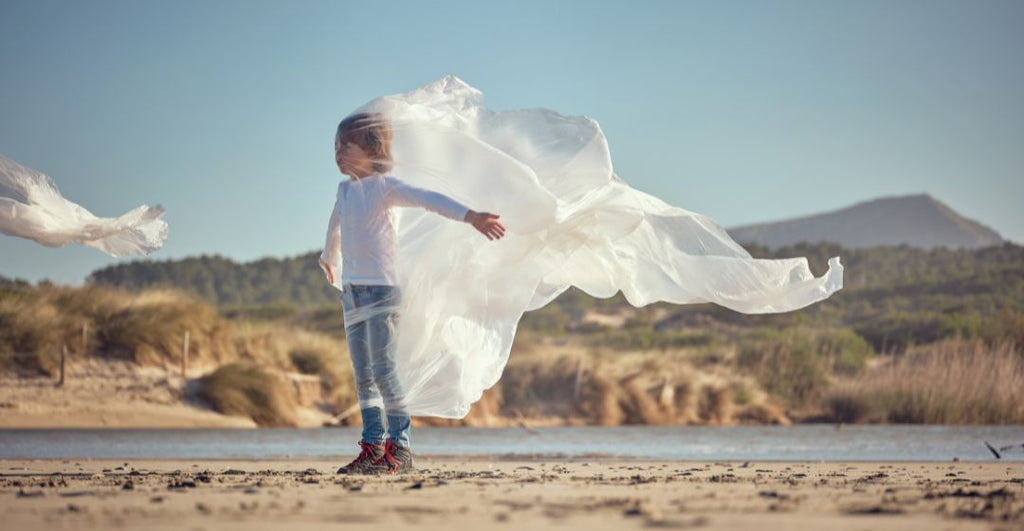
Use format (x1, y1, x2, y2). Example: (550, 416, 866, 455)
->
(0, 359, 263, 429)
(1, 457, 1021, 530)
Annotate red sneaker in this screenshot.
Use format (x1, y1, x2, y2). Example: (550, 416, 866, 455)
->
(381, 439, 415, 474)
(336, 441, 387, 475)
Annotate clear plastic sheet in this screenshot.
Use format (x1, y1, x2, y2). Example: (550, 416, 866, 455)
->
(322, 76, 843, 418)
(0, 155, 167, 257)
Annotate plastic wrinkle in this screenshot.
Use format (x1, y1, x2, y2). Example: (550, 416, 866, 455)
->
(0, 156, 168, 257)
(322, 76, 844, 419)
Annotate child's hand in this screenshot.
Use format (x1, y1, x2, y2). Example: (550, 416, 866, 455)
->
(465, 210, 506, 240)
(318, 258, 335, 284)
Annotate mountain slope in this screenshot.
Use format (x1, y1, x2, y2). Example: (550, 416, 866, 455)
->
(728, 194, 1004, 249)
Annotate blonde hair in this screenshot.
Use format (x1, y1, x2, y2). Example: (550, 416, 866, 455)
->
(336, 112, 393, 173)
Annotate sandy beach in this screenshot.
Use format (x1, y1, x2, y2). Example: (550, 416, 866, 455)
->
(1, 457, 1021, 530)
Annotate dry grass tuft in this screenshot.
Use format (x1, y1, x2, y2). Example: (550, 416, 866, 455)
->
(194, 363, 299, 427)
(823, 340, 1024, 424)
(623, 375, 669, 425)
(699, 385, 733, 425)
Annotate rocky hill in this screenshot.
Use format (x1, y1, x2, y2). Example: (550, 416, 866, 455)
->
(728, 194, 1004, 249)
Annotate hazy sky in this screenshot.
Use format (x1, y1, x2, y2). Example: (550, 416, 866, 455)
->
(2, 0, 1022, 284)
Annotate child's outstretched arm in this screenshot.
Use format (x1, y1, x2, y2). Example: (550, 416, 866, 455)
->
(386, 177, 506, 240)
(318, 193, 342, 284)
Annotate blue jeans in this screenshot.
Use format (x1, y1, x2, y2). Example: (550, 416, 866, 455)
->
(341, 283, 410, 448)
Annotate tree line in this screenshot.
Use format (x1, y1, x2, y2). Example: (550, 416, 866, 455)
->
(74, 241, 1023, 350)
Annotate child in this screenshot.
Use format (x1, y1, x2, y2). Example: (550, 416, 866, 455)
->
(319, 112, 505, 474)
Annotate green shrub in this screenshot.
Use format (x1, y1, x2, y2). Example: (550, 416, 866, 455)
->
(816, 328, 874, 375)
(521, 303, 571, 333)
(737, 328, 829, 406)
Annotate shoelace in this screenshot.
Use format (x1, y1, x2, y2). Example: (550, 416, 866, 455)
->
(346, 442, 377, 467)
(381, 442, 401, 472)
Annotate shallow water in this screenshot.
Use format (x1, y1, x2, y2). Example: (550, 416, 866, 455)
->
(1, 425, 1022, 461)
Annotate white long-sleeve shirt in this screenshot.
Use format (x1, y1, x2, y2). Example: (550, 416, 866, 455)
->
(320, 175, 471, 287)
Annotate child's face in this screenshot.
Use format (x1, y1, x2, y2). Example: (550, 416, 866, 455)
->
(335, 140, 374, 178)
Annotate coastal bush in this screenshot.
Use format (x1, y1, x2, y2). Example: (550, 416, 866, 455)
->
(500, 353, 580, 418)
(822, 388, 877, 423)
(826, 340, 1024, 424)
(194, 363, 298, 427)
(584, 328, 717, 351)
(739, 341, 826, 407)
(93, 294, 221, 365)
(0, 288, 84, 375)
(736, 329, 827, 406)
(815, 328, 874, 375)
(221, 303, 298, 322)
(0, 283, 352, 421)
(289, 349, 326, 375)
(981, 308, 1024, 346)
(736, 326, 874, 408)
(520, 303, 571, 333)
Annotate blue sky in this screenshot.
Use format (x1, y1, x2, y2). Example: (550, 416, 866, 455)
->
(1, 0, 1022, 284)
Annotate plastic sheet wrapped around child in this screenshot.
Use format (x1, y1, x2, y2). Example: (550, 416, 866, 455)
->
(319, 75, 844, 420)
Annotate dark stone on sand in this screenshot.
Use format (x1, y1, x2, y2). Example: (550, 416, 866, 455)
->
(925, 487, 1013, 500)
(16, 489, 44, 498)
(168, 479, 197, 489)
(60, 491, 97, 498)
(844, 505, 905, 515)
(223, 469, 246, 475)
(405, 481, 424, 490)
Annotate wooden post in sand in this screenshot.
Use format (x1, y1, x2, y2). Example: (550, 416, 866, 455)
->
(81, 322, 88, 355)
(181, 330, 190, 378)
(573, 354, 584, 404)
(59, 343, 67, 386)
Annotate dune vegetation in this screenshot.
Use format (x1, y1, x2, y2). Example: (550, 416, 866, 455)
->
(2, 242, 1022, 427)
(0, 281, 354, 426)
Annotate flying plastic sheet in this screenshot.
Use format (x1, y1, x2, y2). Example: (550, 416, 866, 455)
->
(0, 156, 167, 257)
